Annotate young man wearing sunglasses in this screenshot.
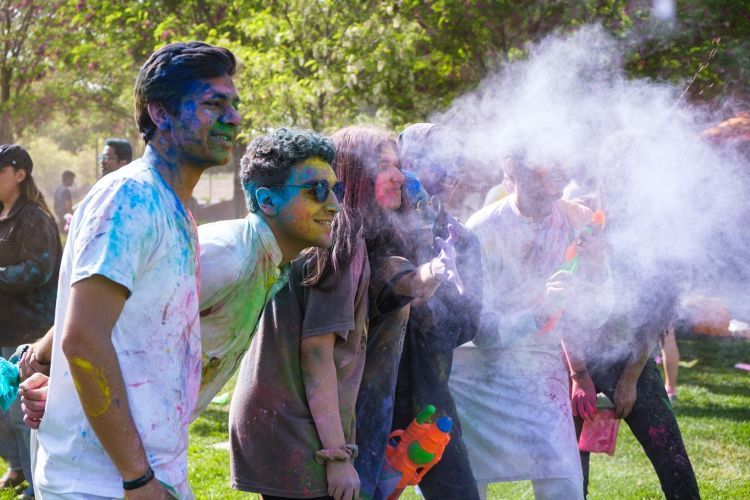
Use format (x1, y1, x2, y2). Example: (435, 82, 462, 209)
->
(194, 127, 342, 415)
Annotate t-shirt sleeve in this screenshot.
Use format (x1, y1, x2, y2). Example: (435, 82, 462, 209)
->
(370, 255, 417, 316)
(301, 241, 367, 340)
(69, 179, 159, 294)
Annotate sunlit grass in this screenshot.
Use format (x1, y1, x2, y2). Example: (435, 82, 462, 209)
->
(2, 337, 748, 499)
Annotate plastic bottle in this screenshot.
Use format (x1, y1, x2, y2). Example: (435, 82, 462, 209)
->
(539, 209, 606, 333)
(383, 405, 452, 499)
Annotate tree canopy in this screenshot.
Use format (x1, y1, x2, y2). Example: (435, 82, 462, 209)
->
(4, 0, 747, 147)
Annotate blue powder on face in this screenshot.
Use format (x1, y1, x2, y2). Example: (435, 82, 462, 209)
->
(403, 172, 424, 203)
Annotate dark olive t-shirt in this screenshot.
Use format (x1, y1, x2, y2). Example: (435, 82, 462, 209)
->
(229, 240, 370, 497)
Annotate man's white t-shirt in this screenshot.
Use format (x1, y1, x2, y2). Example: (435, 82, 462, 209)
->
(194, 213, 289, 417)
(36, 156, 201, 499)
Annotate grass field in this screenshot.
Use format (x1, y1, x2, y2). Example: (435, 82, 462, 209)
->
(2, 336, 749, 499)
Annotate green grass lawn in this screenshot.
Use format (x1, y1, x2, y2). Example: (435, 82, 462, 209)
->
(3, 336, 749, 499)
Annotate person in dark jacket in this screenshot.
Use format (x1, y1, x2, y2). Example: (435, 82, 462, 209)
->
(391, 124, 483, 500)
(0, 144, 61, 497)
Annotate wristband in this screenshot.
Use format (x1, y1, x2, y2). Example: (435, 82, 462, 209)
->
(122, 466, 154, 491)
(314, 444, 359, 464)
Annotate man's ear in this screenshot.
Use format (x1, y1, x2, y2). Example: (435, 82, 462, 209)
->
(147, 102, 172, 131)
(255, 187, 279, 216)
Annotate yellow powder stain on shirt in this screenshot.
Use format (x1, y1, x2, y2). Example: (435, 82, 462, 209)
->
(71, 357, 112, 417)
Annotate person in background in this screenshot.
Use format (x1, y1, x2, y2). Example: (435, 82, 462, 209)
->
(450, 152, 610, 500)
(99, 138, 133, 176)
(659, 326, 680, 403)
(391, 123, 483, 500)
(0, 144, 61, 499)
(52, 170, 75, 232)
(573, 131, 700, 499)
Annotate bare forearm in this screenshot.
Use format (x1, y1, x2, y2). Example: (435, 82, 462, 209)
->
(63, 332, 149, 480)
(621, 348, 649, 384)
(392, 262, 441, 304)
(301, 335, 346, 449)
(561, 332, 588, 374)
(33, 327, 54, 364)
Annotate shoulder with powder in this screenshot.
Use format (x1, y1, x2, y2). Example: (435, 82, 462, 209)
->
(198, 218, 261, 308)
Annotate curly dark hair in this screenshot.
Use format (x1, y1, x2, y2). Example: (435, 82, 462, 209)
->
(134, 41, 237, 143)
(240, 127, 335, 212)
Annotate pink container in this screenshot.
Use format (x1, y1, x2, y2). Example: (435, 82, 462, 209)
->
(578, 409, 620, 455)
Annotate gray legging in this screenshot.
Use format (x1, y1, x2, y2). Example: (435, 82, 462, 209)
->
(0, 346, 33, 490)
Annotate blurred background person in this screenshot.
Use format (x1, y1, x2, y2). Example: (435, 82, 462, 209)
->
(98, 137, 133, 176)
(0, 144, 61, 499)
(52, 170, 75, 232)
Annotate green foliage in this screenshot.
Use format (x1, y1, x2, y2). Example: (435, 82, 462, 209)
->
(1, 0, 747, 150)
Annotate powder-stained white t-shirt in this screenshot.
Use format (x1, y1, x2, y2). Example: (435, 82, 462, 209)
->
(194, 213, 289, 417)
(36, 155, 201, 499)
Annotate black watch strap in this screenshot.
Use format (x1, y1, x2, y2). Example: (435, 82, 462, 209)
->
(122, 466, 154, 491)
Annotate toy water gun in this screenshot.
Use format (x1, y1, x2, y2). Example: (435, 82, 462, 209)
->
(539, 209, 606, 334)
(384, 405, 452, 500)
(0, 355, 20, 412)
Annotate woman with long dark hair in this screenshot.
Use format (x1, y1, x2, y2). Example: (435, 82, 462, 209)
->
(0, 144, 61, 498)
(330, 126, 462, 499)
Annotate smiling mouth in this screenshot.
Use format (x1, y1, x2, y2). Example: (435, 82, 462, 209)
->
(314, 219, 333, 228)
(211, 132, 235, 144)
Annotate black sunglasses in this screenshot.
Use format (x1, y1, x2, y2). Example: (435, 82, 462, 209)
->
(274, 180, 345, 203)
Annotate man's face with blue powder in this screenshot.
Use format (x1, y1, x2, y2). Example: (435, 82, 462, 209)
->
(170, 75, 241, 169)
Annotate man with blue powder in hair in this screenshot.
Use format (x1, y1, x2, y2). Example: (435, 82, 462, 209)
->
(32, 41, 242, 499)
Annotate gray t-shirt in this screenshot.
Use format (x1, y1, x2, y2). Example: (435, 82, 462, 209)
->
(229, 240, 370, 497)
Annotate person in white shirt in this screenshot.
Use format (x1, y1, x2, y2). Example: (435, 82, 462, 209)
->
(33, 41, 241, 499)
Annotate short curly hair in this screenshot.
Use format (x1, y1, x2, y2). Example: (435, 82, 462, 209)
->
(240, 128, 336, 212)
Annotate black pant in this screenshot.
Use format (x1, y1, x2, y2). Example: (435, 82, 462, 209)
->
(575, 359, 700, 499)
(262, 496, 332, 500)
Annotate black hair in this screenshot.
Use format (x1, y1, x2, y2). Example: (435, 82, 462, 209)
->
(104, 138, 133, 163)
(239, 127, 335, 213)
(134, 41, 237, 143)
(62, 170, 75, 182)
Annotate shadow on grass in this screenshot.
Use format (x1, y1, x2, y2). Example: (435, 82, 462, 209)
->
(674, 405, 750, 422)
(685, 381, 750, 399)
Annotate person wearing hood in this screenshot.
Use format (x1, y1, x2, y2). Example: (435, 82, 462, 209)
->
(390, 123, 483, 500)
